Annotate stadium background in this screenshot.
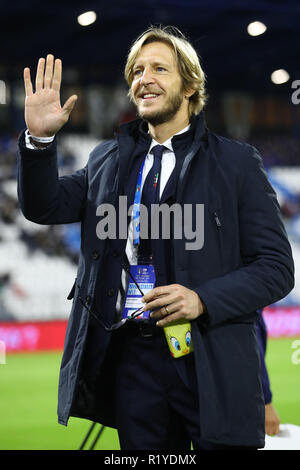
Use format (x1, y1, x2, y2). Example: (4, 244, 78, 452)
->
(0, 0, 300, 450)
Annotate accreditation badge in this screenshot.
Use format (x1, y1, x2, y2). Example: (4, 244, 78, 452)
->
(121, 265, 156, 320)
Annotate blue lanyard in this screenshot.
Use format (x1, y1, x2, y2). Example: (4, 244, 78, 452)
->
(132, 156, 147, 246)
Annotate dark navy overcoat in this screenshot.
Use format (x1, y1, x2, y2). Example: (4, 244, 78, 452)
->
(17, 113, 294, 448)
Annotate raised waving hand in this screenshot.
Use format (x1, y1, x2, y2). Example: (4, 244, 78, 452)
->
(24, 54, 77, 137)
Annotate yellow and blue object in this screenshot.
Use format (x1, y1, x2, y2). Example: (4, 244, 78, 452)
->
(163, 320, 193, 358)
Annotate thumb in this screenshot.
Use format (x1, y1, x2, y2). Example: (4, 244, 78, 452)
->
(62, 94, 78, 116)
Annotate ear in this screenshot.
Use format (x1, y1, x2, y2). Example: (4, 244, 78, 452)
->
(184, 87, 196, 100)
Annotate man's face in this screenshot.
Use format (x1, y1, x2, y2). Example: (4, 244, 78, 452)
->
(131, 41, 187, 126)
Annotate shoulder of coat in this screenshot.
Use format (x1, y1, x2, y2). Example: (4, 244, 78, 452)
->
(208, 131, 256, 165)
(89, 139, 118, 160)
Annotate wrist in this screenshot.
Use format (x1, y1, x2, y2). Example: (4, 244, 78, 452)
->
(29, 133, 55, 144)
(29, 137, 52, 149)
(25, 129, 55, 150)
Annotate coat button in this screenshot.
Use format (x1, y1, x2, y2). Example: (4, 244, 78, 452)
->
(85, 295, 92, 305)
(107, 288, 115, 297)
(112, 250, 119, 258)
(92, 250, 100, 260)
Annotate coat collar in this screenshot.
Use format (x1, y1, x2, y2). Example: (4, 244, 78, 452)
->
(117, 111, 207, 146)
(115, 111, 209, 201)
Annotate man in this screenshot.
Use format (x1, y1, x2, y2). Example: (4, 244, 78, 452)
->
(18, 26, 294, 450)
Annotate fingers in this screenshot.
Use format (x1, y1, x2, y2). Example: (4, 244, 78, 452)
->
(142, 285, 173, 304)
(62, 94, 78, 116)
(35, 57, 45, 92)
(142, 285, 182, 325)
(23, 67, 33, 97)
(44, 54, 54, 89)
(156, 310, 184, 327)
(151, 302, 182, 327)
(143, 293, 176, 316)
(265, 422, 280, 436)
(33, 54, 62, 92)
(52, 58, 62, 92)
(142, 284, 203, 327)
(151, 302, 178, 319)
(142, 285, 181, 312)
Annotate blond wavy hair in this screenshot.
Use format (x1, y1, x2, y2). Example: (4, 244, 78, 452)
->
(124, 26, 207, 116)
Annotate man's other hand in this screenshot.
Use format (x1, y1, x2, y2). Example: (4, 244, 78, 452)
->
(142, 284, 204, 327)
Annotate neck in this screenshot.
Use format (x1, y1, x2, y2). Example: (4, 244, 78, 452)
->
(148, 114, 190, 143)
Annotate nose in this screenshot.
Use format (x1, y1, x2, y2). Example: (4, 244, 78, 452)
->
(139, 67, 154, 86)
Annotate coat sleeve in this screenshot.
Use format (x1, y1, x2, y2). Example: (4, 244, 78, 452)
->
(195, 146, 295, 327)
(17, 131, 88, 225)
(255, 311, 272, 404)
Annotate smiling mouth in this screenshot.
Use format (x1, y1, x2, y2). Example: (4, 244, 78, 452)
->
(140, 93, 160, 101)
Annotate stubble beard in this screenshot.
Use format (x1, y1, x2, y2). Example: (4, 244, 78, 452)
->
(136, 90, 185, 126)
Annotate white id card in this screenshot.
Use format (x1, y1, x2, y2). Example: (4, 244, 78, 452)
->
(122, 265, 155, 320)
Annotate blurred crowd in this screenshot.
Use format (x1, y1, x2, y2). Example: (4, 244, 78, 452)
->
(0, 134, 80, 265)
(249, 134, 300, 167)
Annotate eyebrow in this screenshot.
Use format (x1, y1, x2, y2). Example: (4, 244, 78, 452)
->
(133, 60, 170, 71)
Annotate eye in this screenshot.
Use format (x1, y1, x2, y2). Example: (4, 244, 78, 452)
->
(170, 336, 181, 351)
(156, 66, 166, 72)
(133, 69, 142, 77)
(185, 331, 191, 347)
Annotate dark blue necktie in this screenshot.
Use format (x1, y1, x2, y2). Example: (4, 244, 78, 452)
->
(142, 145, 165, 207)
(138, 145, 165, 263)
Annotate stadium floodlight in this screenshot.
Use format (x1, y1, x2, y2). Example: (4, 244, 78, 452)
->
(247, 21, 267, 37)
(0, 80, 6, 104)
(77, 11, 97, 27)
(271, 69, 290, 85)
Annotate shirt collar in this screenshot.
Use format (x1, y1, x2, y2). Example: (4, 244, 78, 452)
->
(148, 124, 191, 154)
